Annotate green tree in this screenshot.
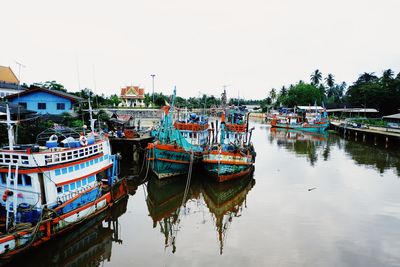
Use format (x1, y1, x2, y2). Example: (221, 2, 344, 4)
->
(325, 74, 335, 88)
(310, 69, 323, 86)
(281, 83, 324, 107)
(43, 81, 67, 92)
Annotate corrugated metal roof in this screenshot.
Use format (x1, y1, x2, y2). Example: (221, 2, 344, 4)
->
(382, 113, 400, 119)
(0, 66, 19, 84)
(326, 108, 378, 113)
(297, 106, 324, 110)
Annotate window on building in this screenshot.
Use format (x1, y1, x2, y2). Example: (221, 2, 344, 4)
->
(19, 102, 27, 109)
(57, 103, 65, 110)
(38, 103, 46, 110)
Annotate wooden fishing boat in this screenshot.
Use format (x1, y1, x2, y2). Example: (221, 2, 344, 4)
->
(203, 105, 256, 182)
(270, 109, 329, 133)
(6, 196, 128, 266)
(0, 104, 128, 259)
(147, 88, 206, 179)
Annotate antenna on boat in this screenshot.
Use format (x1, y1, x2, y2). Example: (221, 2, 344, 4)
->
(6, 104, 15, 151)
(88, 94, 96, 133)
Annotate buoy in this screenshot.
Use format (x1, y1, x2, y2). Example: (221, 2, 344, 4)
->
(79, 136, 88, 146)
(49, 134, 58, 142)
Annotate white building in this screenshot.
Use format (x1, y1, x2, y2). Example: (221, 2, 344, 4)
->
(120, 85, 145, 107)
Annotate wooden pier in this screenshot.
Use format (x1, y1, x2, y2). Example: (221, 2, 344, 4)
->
(330, 121, 400, 146)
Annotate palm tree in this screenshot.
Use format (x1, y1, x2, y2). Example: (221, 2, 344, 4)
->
(325, 74, 335, 88)
(356, 72, 378, 84)
(310, 69, 322, 86)
(279, 86, 287, 96)
(382, 69, 394, 80)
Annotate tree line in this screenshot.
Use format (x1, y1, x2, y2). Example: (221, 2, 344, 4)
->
(264, 69, 400, 115)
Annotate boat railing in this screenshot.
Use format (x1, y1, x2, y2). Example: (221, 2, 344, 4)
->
(225, 124, 246, 132)
(174, 122, 209, 131)
(0, 142, 105, 167)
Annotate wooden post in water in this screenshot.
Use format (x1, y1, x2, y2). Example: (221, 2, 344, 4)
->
(363, 134, 366, 142)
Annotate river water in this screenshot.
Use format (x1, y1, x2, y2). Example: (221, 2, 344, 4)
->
(8, 120, 400, 267)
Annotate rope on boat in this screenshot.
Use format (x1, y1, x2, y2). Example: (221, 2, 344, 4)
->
(181, 150, 194, 208)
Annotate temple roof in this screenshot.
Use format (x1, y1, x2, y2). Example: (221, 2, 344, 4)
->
(120, 85, 145, 99)
(0, 66, 19, 84)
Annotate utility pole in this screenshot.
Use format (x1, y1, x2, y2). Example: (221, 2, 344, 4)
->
(151, 74, 156, 105)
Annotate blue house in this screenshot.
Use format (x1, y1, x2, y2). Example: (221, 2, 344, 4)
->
(5, 87, 83, 115)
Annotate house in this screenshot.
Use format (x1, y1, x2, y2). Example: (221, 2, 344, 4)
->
(0, 66, 26, 98)
(120, 85, 145, 107)
(5, 86, 83, 115)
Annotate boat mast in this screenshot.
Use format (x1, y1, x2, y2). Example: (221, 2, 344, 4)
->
(88, 95, 96, 134)
(6, 104, 15, 151)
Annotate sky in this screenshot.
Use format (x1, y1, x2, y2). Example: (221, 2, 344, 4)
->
(2, 0, 400, 100)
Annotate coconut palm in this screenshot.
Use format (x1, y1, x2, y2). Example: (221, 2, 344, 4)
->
(325, 74, 335, 88)
(279, 86, 287, 96)
(356, 72, 378, 84)
(310, 69, 322, 86)
(382, 69, 394, 80)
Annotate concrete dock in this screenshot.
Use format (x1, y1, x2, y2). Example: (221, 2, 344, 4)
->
(330, 121, 400, 145)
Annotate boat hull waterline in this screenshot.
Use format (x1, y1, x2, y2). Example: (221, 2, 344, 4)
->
(147, 143, 200, 179)
(203, 151, 254, 182)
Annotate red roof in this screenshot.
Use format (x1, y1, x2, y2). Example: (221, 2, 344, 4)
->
(120, 85, 145, 99)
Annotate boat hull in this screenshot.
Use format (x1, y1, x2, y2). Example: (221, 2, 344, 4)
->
(203, 151, 254, 182)
(271, 122, 329, 133)
(147, 143, 200, 179)
(0, 179, 128, 260)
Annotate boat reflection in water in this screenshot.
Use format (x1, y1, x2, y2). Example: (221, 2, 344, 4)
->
(146, 176, 201, 253)
(269, 128, 329, 165)
(146, 172, 255, 255)
(202, 173, 255, 255)
(6, 196, 129, 267)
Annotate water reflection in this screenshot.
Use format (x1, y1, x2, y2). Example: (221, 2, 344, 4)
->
(344, 141, 400, 176)
(267, 126, 400, 176)
(202, 174, 255, 255)
(146, 177, 188, 253)
(145, 173, 255, 255)
(6, 196, 129, 267)
(269, 128, 329, 166)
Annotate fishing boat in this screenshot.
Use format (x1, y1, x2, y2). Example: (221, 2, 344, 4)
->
(270, 109, 329, 133)
(147, 88, 206, 179)
(6, 196, 128, 267)
(0, 103, 128, 259)
(203, 104, 256, 182)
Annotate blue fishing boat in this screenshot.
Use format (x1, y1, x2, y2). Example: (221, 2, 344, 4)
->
(203, 104, 256, 182)
(271, 107, 329, 133)
(0, 103, 128, 259)
(147, 88, 207, 179)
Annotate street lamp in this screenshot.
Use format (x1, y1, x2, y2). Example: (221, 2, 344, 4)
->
(151, 74, 155, 105)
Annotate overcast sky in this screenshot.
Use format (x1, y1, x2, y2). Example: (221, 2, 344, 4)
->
(2, 0, 400, 99)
